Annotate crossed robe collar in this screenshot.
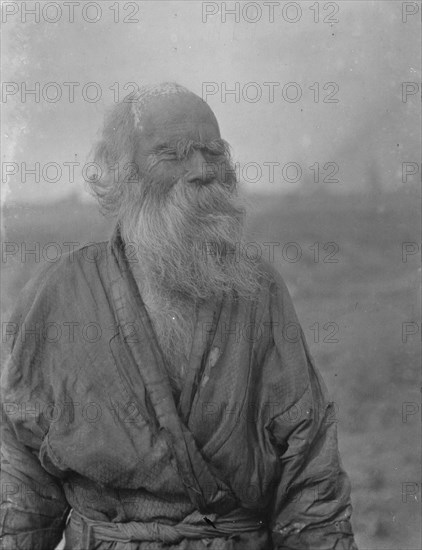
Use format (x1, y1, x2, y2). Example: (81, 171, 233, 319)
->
(105, 224, 237, 514)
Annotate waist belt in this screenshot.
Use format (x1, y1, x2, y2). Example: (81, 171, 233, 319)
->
(67, 508, 265, 547)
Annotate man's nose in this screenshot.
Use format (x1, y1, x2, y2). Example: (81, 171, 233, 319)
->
(185, 150, 215, 185)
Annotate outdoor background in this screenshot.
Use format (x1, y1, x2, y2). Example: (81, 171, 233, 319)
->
(1, 1, 421, 549)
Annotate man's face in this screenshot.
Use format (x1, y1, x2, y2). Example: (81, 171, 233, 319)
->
(133, 93, 231, 196)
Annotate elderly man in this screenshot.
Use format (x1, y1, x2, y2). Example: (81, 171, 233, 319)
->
(1, 83, 358, 549)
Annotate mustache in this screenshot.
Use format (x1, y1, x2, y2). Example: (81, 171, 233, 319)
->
(125, 175, 243, 236)
(168, 180, 245, 225)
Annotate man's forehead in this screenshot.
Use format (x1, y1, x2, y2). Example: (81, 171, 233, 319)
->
(147, 120, 220, 148)
(133, 88, 220, 148)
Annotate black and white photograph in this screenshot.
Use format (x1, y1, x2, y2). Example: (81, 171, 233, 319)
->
(1, 1, 420, 549)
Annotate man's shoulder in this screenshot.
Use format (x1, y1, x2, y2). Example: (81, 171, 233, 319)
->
(29, 239, 108, 286)
(256, 258, 290, 296)
(12, 240, 110, 321)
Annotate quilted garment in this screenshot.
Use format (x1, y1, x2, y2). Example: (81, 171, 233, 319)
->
(1, 227, 358, 550)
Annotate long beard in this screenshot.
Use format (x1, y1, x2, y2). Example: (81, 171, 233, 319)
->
(120, 180, 263, 389)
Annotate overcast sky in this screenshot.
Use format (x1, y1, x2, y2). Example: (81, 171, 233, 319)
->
(2, 0, 420, 203)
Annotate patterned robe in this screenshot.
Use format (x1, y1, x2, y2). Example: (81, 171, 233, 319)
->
(1, 227, 358, 549)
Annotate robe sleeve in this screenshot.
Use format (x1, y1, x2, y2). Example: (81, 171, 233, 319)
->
(1, 266, 70, 550)
(262, 265, 358, 549)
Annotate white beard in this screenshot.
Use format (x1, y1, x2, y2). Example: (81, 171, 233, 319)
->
(121, 179, 263, 390)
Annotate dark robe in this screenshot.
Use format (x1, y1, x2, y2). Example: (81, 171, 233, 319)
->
(1, 227, 358, 549)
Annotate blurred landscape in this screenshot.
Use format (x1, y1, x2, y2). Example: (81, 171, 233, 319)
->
(2, 186, 420, 549)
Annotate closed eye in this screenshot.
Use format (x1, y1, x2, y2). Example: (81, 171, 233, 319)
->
(204, 150, 224, 159)
(161, 152, 178, 160)
(204, 152, 226, 163)
(152, 147, 179, 162)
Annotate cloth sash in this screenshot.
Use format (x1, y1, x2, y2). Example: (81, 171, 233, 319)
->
(106, 226, 237, 514)
(67, 508, 265, 548)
